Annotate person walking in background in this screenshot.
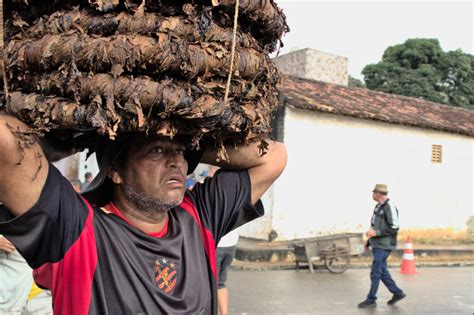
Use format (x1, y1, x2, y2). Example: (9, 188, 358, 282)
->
(81, 172, 94, 192)
(185, 174, 196, 190)
(216, 229, 240, 315)
(358, 184, 406, 309)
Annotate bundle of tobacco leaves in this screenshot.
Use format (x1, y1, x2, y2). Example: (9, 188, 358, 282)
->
(1, 0, 288, 153)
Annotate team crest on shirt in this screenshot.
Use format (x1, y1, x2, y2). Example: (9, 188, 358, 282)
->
(154, 257, 178, 293)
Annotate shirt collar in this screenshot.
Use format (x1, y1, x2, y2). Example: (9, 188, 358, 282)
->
(104, 202, 169, 238)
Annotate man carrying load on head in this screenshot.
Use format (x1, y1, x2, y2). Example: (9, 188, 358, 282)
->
(0, 115, 287, 315)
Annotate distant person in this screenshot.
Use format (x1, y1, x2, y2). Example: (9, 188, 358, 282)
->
(185, 175, 196, 190)
(198, 170, 209, 184)
(358, 184, 406, 309)
(81, 172, 94, 192)
(0, 204, 53, 314)
(70, 179, 82, 193)
(216, 227, 239, 315)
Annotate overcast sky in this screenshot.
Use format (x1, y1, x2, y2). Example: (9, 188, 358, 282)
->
(274, 0, 473, 79)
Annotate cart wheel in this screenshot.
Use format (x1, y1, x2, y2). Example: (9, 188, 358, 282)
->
(324, 255, 350, 274)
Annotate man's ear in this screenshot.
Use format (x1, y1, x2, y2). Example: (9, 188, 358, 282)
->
(108, 166, 123, 185)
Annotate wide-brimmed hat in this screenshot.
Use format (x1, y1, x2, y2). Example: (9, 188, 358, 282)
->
(82, 134, 203, 206)
(372, 184, 388, 194)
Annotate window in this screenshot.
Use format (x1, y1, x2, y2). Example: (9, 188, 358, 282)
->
(431, 145, 442, 163)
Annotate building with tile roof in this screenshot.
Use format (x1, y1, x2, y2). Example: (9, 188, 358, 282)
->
(240, 49, 473, 241)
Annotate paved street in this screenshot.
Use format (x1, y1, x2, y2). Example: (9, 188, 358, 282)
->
(226, 267, 474, 315)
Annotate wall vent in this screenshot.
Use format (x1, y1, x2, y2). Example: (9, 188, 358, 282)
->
(431, 145, 442, 163)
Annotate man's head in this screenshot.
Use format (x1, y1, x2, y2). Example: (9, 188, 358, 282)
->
(372, 184, 388, 203)
(109, 136, 188, 215)
(82, 133, 202, 208)
(85, 172, 93, 183)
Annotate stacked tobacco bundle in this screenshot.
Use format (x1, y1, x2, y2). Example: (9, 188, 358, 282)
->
(0, 0, 288, 155)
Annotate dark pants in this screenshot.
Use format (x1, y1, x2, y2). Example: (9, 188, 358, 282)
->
(367, 248, 403, 302)
(216, 246, 236, 289)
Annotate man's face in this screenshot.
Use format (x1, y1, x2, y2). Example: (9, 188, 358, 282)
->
(114, 136, 189, 211)
(372, 192, 379, 202)
(372, 192, 387, 203)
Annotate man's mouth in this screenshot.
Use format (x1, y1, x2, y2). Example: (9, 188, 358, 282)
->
(165, 173, 185, 185)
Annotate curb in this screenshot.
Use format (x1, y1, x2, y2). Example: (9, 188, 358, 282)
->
(230, 260, 474, 271)
(236, 246, 474, 263)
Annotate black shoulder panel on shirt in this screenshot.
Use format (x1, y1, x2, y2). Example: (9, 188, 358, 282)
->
(0, 164, 89, 268)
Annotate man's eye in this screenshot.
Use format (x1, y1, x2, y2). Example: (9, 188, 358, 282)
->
(177, 149, 186, 156)
(150, 147, 163, 154)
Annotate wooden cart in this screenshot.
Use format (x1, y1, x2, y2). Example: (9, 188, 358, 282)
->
(289, 233, 365, 274)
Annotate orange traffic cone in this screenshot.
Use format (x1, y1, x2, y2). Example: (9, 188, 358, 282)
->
(400, 236, 417, 274)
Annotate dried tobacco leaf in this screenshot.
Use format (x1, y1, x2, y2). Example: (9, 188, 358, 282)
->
(6, 34, 269, 80)
(13, 72, 272, 109)
(2, 0, 287, 151)
(17, 8, 261, 51)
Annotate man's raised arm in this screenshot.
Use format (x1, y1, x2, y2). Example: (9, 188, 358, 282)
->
(0, 115, 49, 216)
(201, 140, 287, 205)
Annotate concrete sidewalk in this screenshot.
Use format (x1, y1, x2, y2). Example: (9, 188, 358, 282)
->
(233, 237, 474, 270)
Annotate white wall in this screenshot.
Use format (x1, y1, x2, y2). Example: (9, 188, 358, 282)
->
(52, 150, 99, 182)
(78, 151, 99, 183)
(269, 108, 473, 240)
(52, 153, 80, 180)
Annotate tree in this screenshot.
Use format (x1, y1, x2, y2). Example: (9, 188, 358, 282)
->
(348, 76, 366, 88)
(441, 50, 474, 108)
(362, 39, 474, 109)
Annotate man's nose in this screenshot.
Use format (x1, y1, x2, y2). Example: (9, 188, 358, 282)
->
(166, 151, 187, 168)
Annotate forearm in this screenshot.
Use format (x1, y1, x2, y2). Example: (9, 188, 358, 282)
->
(0, 235, 16, 254)
(375, 226, 398, 237)
(0, 115, 48, 216)
(201, 140, 287, 204)
(201, 140, 283, 170)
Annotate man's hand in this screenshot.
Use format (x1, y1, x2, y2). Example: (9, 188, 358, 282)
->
(201, 140, 287, 205)
(0, 236, 15, 254)
(365, 228, 377, 238)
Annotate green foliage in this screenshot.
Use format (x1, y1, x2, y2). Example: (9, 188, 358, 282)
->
(362, 39, 474, 109)
(348, 76, 366, 88)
